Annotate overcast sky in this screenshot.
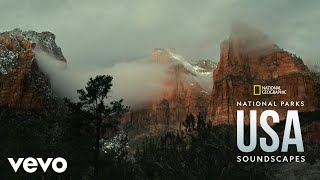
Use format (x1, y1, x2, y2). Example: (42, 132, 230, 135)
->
(0, 0, 319, 68)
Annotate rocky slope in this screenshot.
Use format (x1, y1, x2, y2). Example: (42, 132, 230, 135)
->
(207, 23, 320, 124)
(0, 28, 66, 109)
(123, 48, 215, 132)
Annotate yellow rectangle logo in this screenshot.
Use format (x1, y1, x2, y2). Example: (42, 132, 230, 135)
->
(253, 85, 261, 95)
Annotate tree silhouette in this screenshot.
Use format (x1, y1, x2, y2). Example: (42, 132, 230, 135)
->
(65, 75, 129, 178)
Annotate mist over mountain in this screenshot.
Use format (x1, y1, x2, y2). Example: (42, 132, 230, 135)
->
(36, 50, 170, 105)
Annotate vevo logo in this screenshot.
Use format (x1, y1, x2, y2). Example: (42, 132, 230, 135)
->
(8, 157, 67, 173)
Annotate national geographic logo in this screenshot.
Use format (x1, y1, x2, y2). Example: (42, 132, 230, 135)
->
(253, 85, 286, 95)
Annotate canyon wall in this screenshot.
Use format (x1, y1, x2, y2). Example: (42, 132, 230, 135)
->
(207, 24, 320, 124)
(0, 29, 66, 109)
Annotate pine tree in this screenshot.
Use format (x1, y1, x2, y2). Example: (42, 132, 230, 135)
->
(65, 75, 129, 178)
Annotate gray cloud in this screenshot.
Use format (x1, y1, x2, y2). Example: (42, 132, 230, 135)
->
(1, 0, 319, 66)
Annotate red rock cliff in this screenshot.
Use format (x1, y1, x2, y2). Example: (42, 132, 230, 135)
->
(207, 23, 320, 124)
(123, 49, 214, 132)
(0, 29, 66, 109)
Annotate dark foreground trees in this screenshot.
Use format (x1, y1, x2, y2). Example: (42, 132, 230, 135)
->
(0, 108, 70, 179)
(0, 75, 129, 179)
(133, 113, 266, 179)
(65, 75, 129, 178)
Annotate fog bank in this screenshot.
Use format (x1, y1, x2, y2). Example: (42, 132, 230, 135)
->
(35, 50, 170, 105)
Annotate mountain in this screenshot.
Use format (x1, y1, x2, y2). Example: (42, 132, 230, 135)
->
(0, 28, 66, 109)
(123, 48, 216, 132)
(207, 23, 320, 124)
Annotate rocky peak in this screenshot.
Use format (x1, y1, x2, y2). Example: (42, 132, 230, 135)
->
(11, 28, 65, 61)
(217, 23, 310, 81)
(0, 29, 66, 109)
(150, 48, 215, 76)
(221, 22, 279, 66)
(150, 48, 176, 64)
(208, 25, 320, 124)
(123, 49, 214, 132)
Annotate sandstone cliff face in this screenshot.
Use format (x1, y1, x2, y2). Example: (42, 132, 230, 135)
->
(207, 24, 320, 124)
(123, 49, 214, 132)
(0, 28, 66, 109)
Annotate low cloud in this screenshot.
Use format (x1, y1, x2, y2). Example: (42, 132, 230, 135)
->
(35, 50, 170, 106)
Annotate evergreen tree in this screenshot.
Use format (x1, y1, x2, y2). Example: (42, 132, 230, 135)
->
(65, 75, 129, 178)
